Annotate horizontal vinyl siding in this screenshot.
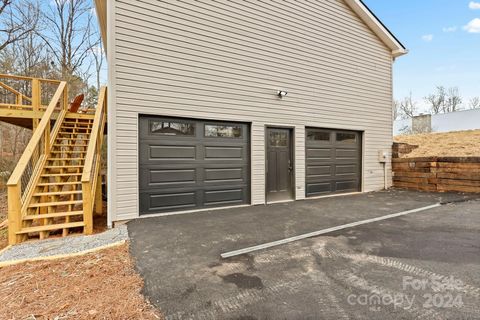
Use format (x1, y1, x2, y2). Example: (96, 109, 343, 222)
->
(110, 0, 394, 221)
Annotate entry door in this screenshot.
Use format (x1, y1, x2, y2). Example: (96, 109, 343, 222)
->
(266, 128, 293, 202)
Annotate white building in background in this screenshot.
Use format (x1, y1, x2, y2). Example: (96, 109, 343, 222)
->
(394, 108, 480, 135)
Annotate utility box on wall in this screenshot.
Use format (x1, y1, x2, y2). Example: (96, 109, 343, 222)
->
(378, 150, 389, 163)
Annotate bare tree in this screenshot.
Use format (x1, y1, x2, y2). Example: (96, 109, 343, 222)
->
(392, 99, 400, 120)
(399, 92, 417, 119)
(0, 0, 40, 51)
(444, 87, 462, 113)
(469, 97, 480, 109)
(0, 32, 60, 104)
(38, 0, 96, 86)
(424, 86, 446, 114)
(88, 31, 103, 90)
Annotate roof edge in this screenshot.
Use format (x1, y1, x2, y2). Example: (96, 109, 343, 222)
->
(344, 0, 407, 58)
(94, 0, 107, 53)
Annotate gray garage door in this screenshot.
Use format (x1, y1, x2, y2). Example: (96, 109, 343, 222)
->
(139, 116, 250, 214)
(305, 128, 362, 197)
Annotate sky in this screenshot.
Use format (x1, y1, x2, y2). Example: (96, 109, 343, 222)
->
(364, 0, 480, 112)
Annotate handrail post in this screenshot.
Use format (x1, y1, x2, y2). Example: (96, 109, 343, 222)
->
(94, 170, 103, 215)
(83, 181, 93, 234)
(63, 83, 68, 111)
(15, 93, 21, 105)
(7, 183, 21, 244)
(45, 121, 50, 154)
(31, 78, 41, 130)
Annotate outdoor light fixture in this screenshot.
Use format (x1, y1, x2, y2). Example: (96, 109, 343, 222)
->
(277, 90, 288, 98)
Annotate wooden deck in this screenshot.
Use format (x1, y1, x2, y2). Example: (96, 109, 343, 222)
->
(0, 74, 100, 129)
(1, 74, 61, 129)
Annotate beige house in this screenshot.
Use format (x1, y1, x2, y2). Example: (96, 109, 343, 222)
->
(95, 0, 407, 226)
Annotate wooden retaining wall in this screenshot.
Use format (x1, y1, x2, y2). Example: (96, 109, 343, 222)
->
(392, 157, 480, 193)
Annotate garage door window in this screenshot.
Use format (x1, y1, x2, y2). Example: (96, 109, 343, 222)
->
(205, 124, 242, 138)
(307, 130, 330, 141)
(336, 132, 356, 143)
(150, 120, 195, 136)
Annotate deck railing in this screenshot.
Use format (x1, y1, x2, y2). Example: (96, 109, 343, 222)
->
(6, 80, 68, 244)
(81, 86, 107, 234)
(0, 74, 62, 113)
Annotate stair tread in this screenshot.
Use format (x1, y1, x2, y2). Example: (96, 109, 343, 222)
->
(28, 200, 83, 208)
(45, 165, 84, 168)
(16, 221, 85, 234)
(41, 173, 82, 177)
(24, 210, 84, 220)
(38, 181, 82, 186)
(55, 138, 91, 141)
(59, 128, 92, 130)
(34, 190, 82, 196)
(52, 145, 88, 148)
(62, 124, 92, 127)
(50, 151, 87, 153)
(53, 143, 88, 145)
(48, 158, 85, 161)
(53, 145, 88, 147)
(61, 126, 92, 129)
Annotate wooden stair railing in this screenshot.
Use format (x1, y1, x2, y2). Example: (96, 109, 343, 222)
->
(81, 86, 107, 234)
(7, 81, 69, 244)
(0, 81, 32, 105)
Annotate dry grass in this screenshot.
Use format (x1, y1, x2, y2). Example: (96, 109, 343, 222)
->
(0, 243, 162, 320)
(394, 129, 480, 158)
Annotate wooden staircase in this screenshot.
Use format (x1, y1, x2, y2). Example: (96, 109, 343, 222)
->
(6, 77, 107, 244)
(17, 117, 94, 239)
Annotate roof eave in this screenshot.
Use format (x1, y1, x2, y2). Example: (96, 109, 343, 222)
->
(393, 48, 409, 58)
(94, 0, 107, 53)
(344, 0, 407, 58)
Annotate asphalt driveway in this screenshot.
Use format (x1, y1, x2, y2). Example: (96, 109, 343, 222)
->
(127, 190, 480, 320)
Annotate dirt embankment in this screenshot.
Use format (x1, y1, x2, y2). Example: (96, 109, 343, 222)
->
(394, 130, 480, 158)
(0, 244, 162, 320)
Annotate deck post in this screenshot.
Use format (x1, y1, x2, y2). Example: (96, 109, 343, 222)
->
(31, 78, 41, 131)
(83, 181, 93, 235)
(15, 93, 21, 105)
(7, 184, 21, 244)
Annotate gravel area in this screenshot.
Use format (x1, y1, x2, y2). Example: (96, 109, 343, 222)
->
(0, 224, 128, 264)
